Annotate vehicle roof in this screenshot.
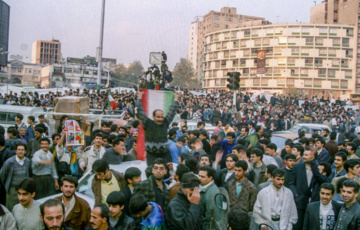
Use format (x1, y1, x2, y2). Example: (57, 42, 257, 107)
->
(296, 123, 331, 129)
(0, 105, 44, 113)
(272, 133, 312, 140)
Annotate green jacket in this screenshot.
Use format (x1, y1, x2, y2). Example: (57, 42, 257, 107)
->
(200, 182, 227, 230)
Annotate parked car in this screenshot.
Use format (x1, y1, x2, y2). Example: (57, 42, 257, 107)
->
(37, 160, 153, 208)
(270, 133, 312, 152)
(276, 123, 332, 135)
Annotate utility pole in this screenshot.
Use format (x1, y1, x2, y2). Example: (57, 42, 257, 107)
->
(97, 0, 105, 90)
(233, 67, 237, 105)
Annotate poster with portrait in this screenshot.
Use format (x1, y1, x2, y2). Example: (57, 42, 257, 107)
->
(65, 120, 84, 146)
(257, 50, 266, 74)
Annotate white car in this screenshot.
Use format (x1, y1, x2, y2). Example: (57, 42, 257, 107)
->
(37, 160, 150, 208)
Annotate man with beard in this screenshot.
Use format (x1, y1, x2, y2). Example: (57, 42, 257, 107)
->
(40, 199, 72, 230)
(79, 133, 106, 174)
(12, 178, 43, 229)
(133, 158, 169, 214)
(136, 91, 180, 165)
(303, 183, 342, 230)
(87, 204, 116, 230)
(55, 175, 91, 230)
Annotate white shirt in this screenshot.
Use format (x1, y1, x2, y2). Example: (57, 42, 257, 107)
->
(15, 155, 25, 166)
(270, 185, 284, 218)
(320, 202, 335, 230)
(62, 195, 76, 220)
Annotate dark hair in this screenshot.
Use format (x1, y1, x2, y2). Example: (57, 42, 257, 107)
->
(226, 132, 235, 138)
(92, 160, 109, 173)
(293, 144, 305, 156)
(271, 168, 285, 178)
(129, 194, 148, 215)
(106, 191, 126, 206)
(266, 143, 277, 151)
(40, 199, 65, 217)
(168, 128, 177, 137)
(235, 160, 248, 171)
(285, 153, 296, 160)
(250, 148, 263, 161)
(94, 133, 104, 139)
(179, 153, 190, 162)
(299, 138, 309, 146)
(197, 121, 205, 128)
(259, 139, 270, 145)
(343, 180, 360, 194)
(228, 210, 250, 230)
(16, 142, 27, 151)
(51, 133, 60, 141)
(320, 183, 335, 195)
(132, 120, 140, 129)
(16, 178, 36, 194)
(39, 137, 50, 144)
(241, 127, 249, 133)
(319, 162, 332, 177)
(177, 136, 186, 144)
(199, 165, 216, 180)
(330, 131, 337, 140)
(347, 142, 357, 152)
(34, 127, 44, 134)
(28, 115, 35, 122)
(124, 167, 141, 184)
(337, 141, 346, 147)
(153, 158, 166, 168)
(61, 175, 78, 188)
(35, 124, 47, 133)
(16, 113, 23, 121)
(316, 138, 326, 146)
(60, 115, 68, 122)
(336, 177, 350, 193)
(7, 127, 18, 136)
(266, 164, 278, 176)
(344, 159, 360, 173)
(94, 203, 111, 223)
(298, 130, 305, 138)
(232, 144, 245, 152)
(225, 153, 239, 162)
(335, 152, 347, 162)
(255, 125, 262, 133)
(113, 138, 125, 146)
(199, 129, 207, 137)
(0, 135, 4, 146)
(180, 172, 201, 185)
(175, 164, 190, 181)
(192, 130, 200, 138)
(185, 157, 198, 173)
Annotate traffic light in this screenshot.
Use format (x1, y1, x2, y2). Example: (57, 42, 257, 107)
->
(234, 72, 241, 90)
(226, 72, 235, 90)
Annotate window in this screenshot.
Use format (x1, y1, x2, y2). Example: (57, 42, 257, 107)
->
(341, 80, 348, 88)
(214, 23, 219, 27)
(301, 48, 309, 54)
(315, 58, 322, 65)
(225, 17, 229, 21)
(328, 49, 336, 55)
(238, 19, 242, 22)
(319, 48, 327, 55)
(292, 27, 300, 33)
(225, 25, 228, 28)
(288, 37, 296, 44)
(331, 80, 339, 87)
(265, 47, 273, 54)
(244, 29, 250, 36)
(345, 49, 353, 56)
(346, 28, 353, 36)
(319, 69, 326, 75)
(305, 37, 314, 43)
(240, 59, 246, 65)
(305, 58, 313, 64)
(332, 38, 340, 45)
(342, 38, 349, 46)
(288, 58, 296, 65)
(332, 59, 340, 66)
(292, 47, 300, 53)
(315, 37, 324, 44)
(319, 27, 327, 34)
(329, 28, 337, 34)
(254, 38, 262, 45)
(243, 49, 250, 56)
(267, 28, 274, 34)
(328, 69, 335, 76)
(229, 18, 233, 21)
(274, 47, 282, 53)
(278, 58, 286, 65)
(263, 38, 270, 44)
(302, 27, 310, 33)
(214, 16, 220, 20)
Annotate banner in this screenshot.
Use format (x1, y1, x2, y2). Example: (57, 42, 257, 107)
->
(65, 120, 85, 146)
(257, 50, 266, 74)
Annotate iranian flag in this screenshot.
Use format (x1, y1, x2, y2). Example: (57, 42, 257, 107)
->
(136, 89, 174, 161)
(107, 93, 118, 110)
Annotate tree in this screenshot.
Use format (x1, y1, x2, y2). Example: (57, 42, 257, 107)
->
(113, 60, 144, 87)
(172, 58, 200, 89)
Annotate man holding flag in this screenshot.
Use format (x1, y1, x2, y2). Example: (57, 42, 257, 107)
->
(136, 90, 181, 165)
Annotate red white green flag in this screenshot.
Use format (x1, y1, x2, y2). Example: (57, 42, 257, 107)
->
(107, 93, 118, 110)
(136, 89, 174, 161)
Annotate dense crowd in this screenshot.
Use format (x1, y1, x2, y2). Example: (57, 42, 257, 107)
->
(1, 55, 360, 229)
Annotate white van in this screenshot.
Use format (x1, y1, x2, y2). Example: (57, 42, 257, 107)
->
(0, 105, 44, 132)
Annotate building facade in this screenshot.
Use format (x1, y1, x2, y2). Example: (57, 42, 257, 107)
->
(203, 24, 356, 99)
(40, 62, 114, 89)
(0, 0, 9, 67)
(311, 0, 360, 101)
(2, 60, 41, 85)
(31, 39, 62, 65)
(188, 7, 271, 80)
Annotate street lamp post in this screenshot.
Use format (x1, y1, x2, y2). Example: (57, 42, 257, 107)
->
(97, 0, 105, 90)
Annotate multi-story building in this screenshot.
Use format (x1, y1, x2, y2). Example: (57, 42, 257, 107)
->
(3, 60, 41, 85)
(40, 62, 114, 89)
(31, 39, 62, 65)
(188, 7, 271, 80)
(203, 24, 356, 99)
(311, 0, 360, 101)
(0, 0, 10, 67)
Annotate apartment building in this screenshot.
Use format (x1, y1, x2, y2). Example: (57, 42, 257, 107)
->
(31, 39, 62, 65)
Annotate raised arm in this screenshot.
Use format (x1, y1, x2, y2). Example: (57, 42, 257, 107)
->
(165, 92, 181, 122)
(136, 91, 149, 124)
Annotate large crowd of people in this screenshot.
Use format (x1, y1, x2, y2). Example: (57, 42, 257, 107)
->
(1, 56, 360, 229)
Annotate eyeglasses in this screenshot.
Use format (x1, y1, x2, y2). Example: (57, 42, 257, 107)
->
(153, 167, 165, 171)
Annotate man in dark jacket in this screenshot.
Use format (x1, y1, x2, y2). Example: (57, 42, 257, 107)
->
(101, 138, 133, 165)
(166, 172, 203, 230)
(303, 183, 342, 230)
(55, 175, 91, 230)
(133, 158, 169, 214)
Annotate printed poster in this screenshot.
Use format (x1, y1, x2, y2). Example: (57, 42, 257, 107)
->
(65, 120, 84, 146)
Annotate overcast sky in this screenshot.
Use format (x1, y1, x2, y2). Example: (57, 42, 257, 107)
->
(6, 0, 315, 69)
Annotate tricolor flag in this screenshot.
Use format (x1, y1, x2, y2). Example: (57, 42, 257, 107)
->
(136, 89, 174, 161)
(107, 93, 118, 110)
